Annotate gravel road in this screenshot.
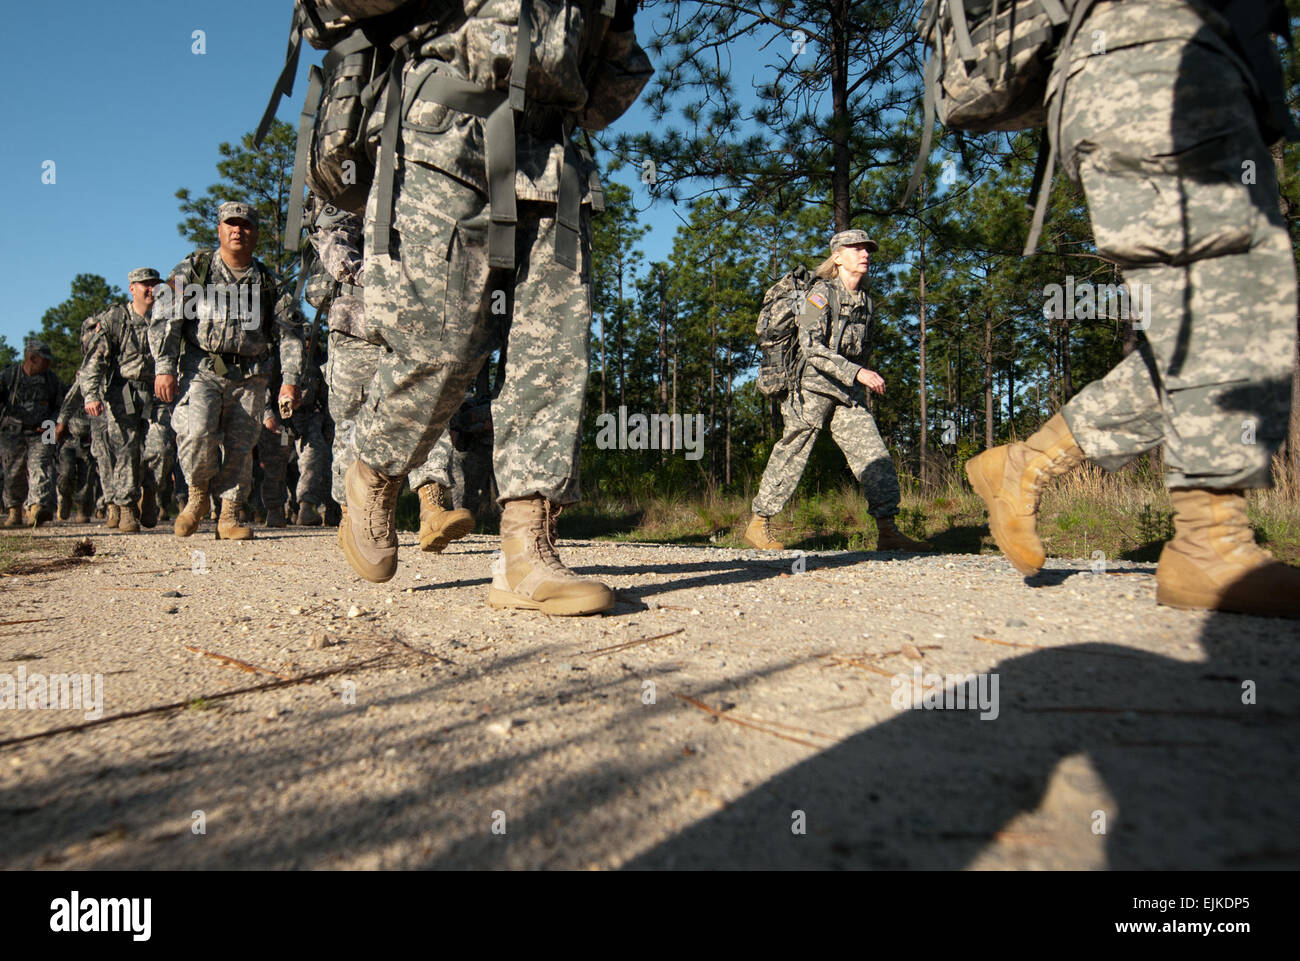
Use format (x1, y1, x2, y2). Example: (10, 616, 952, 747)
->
(2, 521, 1297, 869)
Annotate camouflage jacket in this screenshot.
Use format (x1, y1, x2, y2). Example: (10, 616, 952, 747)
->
(0, 362, 65, 431)
(797, 274, 873, 406)
(82, 302, 156, 403)
(307, 205, 371, 343)
(150, 250, 306, 385)
(331, 0, 652, 204)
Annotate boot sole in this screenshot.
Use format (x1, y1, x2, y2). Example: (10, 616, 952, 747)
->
(965, 454, 1043, 577)
(420, 516, 475, 553)
(487, 586, 615, 616)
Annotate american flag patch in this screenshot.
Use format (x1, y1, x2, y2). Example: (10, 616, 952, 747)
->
(807, 292, 828, 309)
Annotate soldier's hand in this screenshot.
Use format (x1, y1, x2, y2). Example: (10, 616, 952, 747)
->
(278, 384, 302, 414)
(55, 422, 68, 444)
(856, 368, 885, 395)
(263, 415, 279, 434)
(154, 374, 178, 404)
(84, 400, 104, 418)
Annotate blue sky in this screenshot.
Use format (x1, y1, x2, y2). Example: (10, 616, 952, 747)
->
(0, 1, 824, 348)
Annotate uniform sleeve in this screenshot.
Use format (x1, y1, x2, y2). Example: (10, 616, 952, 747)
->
(58, 376, 84, 426)
(271, 282, 306, 388)
(149, 257, 191, 377)
(578, 4, 654, 132)
(798, 283, 862, 388)
(310, 219, 364, 286)
(81, 310, 113, 404)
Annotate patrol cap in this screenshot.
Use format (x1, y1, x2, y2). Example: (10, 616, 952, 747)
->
(830, 229, 878, 253)
(25, 340, 53, 359)
(218, 201, 259, 229)
(127, 267, 162, 285)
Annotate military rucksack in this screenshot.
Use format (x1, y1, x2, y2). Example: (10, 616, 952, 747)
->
(902, 0, 1098, 253)
(257, 1, 463, 250)
(755, 267, 833, 398)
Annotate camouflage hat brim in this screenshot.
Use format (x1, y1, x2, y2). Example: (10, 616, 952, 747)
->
(830, 229, 878, 253)
(218, 201, 259, 228)
(127, 268, 162, 284)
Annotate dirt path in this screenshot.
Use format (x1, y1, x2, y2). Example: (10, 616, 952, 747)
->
(1, 521, 1296, 869)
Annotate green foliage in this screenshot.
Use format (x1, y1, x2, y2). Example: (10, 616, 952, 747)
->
(1136, 503, 1175, 545)
(32, 274, 123, 384)
(174, 119, 299, 282)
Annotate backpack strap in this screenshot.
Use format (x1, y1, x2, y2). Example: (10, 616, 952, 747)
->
(256, 3, 308, 148)
(1024, 0, 1096, 254)
(285, 64, 326, 253)
(376, 0, 587, 272)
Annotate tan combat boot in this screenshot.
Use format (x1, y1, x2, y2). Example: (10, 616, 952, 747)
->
(744, 513, 784, 550)
(139, 488, 158, 528)
(173, 484, 210, 538)
(216, 500, 253, 540)
(105, 504, 121, 529)
(337, 503, 347, 548)
(117, 502, 141, 533)
(298, 501, 323, 526)
(1156, 489, 1300, 618)
(340, 460, 402, 582)
(965, 412, 1084, 575)
(265, 504, 287, 528)
(417, 483, 474, 553)
(875, 514, 933, 551)
(489, 496, 614, 615)
(3, 506, 23, 528)
(72, 507, 91, 524)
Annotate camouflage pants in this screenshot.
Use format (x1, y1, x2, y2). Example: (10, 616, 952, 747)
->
(173, 363, 268, 505)
(357, 160, 590, 504)
(1055, 1, 1297, 490)
(256, 422, 295, 512)
(89, 414, 114, 506)
(408, 432, 454, 492)
(258, 407, 331, 510)
(327, 330, 454, 504)
(146, 405, 176, 510)
(0, 429, 56, 511)
(57, 431, 97, 515)
(102, 380, 174, 506)
(752, 388, 900, 519)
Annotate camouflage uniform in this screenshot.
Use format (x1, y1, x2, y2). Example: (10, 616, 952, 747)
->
(56, 375, 99, 518)
(309, 202, 443, 506)
(258, 375, 331, 514)
(752, 273, 900, 519)
(1052, 0, 1296, 490)
(151, 250, 304, 505)
(82, 302, 173, 507)
(330, 0, 651, 505)
(0, 361, 62, 512)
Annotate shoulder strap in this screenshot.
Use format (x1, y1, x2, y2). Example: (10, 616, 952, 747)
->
(256, 3, 308, 147)
(193, 250, 213, 288)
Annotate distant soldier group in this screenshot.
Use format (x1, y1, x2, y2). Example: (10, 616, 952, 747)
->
(2, 199, 494, 546)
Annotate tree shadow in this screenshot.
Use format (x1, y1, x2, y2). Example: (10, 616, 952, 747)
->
(625, 595, 1300, 869)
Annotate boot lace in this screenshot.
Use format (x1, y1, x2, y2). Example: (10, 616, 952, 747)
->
(536, 501, 573, 575)
(366, 475, 403, 539)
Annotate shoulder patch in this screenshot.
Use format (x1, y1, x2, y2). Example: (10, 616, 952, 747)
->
(807, 292, 828, 309)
